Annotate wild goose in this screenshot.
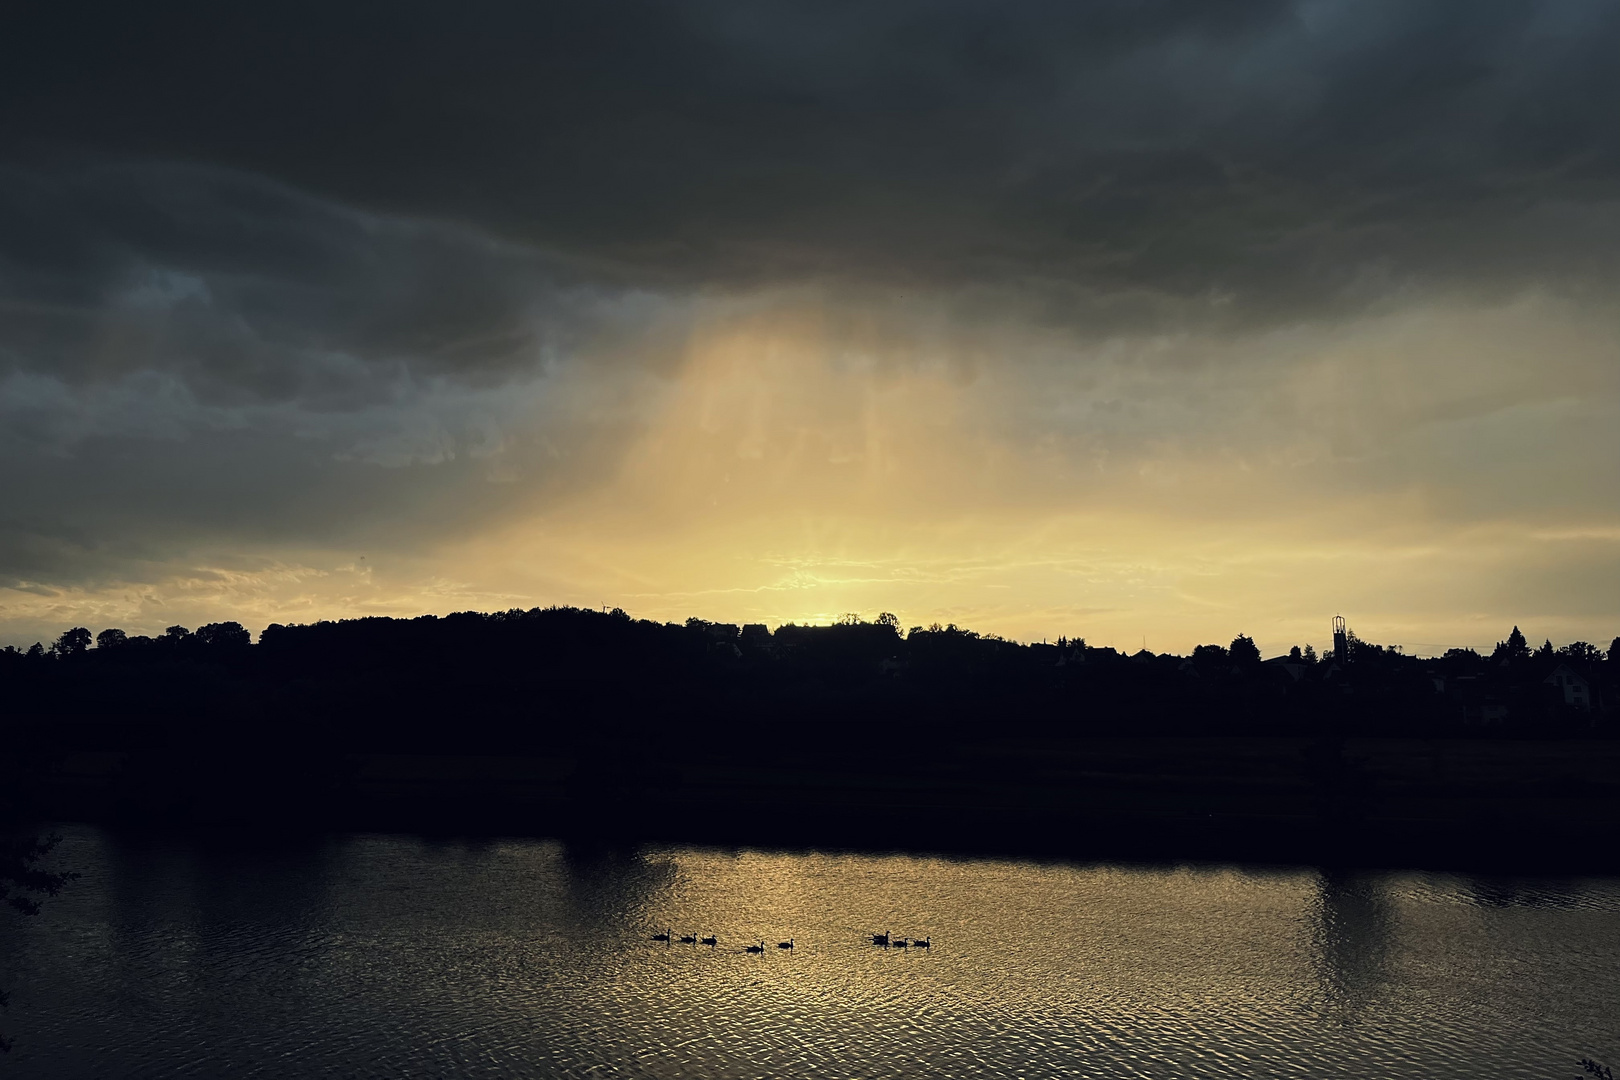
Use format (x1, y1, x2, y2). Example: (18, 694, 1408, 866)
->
(651, 930, 671, 942)
(744, 940, 766, 954)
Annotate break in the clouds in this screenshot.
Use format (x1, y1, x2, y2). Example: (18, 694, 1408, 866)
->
(1, 1, 1617, 652)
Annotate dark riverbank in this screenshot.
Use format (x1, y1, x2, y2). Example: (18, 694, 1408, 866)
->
(27, 736, 1620, 873)
(9, 608, 1618, 871)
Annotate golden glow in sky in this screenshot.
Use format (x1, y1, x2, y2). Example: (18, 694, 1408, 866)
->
(7, 288, 1614, 656)
(5, 4, 1620, 653)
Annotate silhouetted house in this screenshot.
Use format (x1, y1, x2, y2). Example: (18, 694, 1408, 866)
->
(1264, 655, 1306, 682)
(740, 624, 772, 652)
(1055, 646, 1087, 667)
(1544, 664, 1591, 710)
(1450, 675, 1508, 726)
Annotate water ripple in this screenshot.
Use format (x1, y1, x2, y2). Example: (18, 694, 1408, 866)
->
(0, 830, 1616, 1077)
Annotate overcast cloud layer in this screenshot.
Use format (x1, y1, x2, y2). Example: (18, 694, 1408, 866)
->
(2, 1, 1617, 652)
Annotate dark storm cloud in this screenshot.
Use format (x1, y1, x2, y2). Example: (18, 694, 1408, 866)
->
(5, 1, 1619, 323)
(3, 0, 1619, 648)
(0, 163, 678, 589)
(0, 163, 668, 403)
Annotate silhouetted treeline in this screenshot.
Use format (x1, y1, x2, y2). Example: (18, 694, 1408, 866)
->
(5, 610, 1620, 867)
(4, 610, 1617, 754)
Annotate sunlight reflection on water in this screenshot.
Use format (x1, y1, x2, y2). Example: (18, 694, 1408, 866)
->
(1, 827, 1617, 1078)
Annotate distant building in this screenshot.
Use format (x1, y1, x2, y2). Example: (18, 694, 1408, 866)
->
(1449, 675, 1508, 726)
(1545, 664, 1592, 710)
(1264, 655, 1306, 682)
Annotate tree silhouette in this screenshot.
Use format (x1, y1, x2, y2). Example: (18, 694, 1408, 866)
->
(1229, 634, 1261, 666)
(0, 838, 73, 919)
(1559, 642, 1605, 664)
(0, 837, 76, 1052)
(1, 747, 77, 1054)
(49, 627, 91, 659)
(95, 628, 127, 650)
(1493, 626, 1530, 663)
(196, 622, 251, 648)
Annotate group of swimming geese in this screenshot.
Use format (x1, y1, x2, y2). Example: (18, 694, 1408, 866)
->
(650, 929, 931, 951)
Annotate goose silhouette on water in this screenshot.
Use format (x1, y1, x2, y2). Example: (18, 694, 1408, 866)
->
(745, 940, 766, 954)
(871, 931, 890, 946)
(700, 934, 718, 946)
(679, 933, 697, 944)
(651, 930, 671, 942)
(894, 937, 911, 948)
(913, 937, 930, 948)
(777, 938, 794, 950)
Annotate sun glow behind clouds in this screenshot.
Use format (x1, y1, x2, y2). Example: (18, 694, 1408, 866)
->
(2, 286, 1617, 655)
(5, 5, 1620, 655)
(413, 290, 1620, 656)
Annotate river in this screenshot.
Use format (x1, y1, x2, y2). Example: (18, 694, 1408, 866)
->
(1, 826, 1616, 1077)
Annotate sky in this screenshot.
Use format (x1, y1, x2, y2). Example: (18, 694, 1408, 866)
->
(2, 0, 1618, 656)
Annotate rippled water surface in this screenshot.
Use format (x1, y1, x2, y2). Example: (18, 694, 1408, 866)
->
(2, 827, 1617, 1078)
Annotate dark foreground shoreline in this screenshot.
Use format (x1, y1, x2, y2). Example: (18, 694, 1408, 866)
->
(27, 736, 1620, 874)
(10, 608, 1618, 872)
